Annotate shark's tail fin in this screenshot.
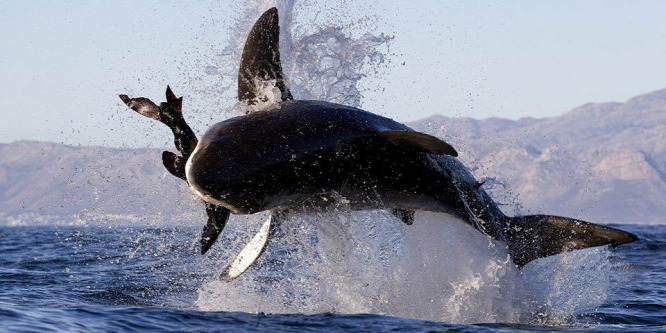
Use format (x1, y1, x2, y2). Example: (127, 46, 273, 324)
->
(504, 215, 638, 267)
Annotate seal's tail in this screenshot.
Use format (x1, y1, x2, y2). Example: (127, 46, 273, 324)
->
(504, 215, 638, 267)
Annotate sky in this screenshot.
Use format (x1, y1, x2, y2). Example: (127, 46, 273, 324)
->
(1, 0, 665, 148)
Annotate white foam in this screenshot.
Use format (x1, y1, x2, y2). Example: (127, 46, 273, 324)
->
(521, 246, 613, 325)
(195, 211, 614, 324)
(196, 211, 516, 321)
(240, 79, 286, 114)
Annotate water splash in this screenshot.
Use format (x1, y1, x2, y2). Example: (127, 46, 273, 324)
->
(521, 247, 613, 325)
(196, 210, 522, 322)
(195, 210, 615, 324)
(196, 0, 392, 118)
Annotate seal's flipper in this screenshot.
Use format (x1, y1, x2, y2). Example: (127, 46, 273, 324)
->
(220, 212, 281, 281)
(506, 215, 639, 267)
(162, 151, 187, 180)
(238, 7, 293, 107)
(201, 203, 232, 255)
(165, 85, 183, 115)
(119, 95, 160, 121)
(391, 208, 415, 225)
(377, 131, 458, 157)
(119, 87, 198, 158)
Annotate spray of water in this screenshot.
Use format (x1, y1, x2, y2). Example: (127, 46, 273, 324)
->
(188, 1, 615, 324)
(195, 0, 392, 117)
(196, 210, 516, 322)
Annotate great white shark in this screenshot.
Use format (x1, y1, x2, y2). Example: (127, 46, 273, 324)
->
(119, 8, 637, 281)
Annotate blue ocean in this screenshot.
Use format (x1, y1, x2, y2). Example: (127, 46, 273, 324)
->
(0, 219, 663, 332)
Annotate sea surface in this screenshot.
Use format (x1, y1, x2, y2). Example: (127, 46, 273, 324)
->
(0, 221, 663, 332)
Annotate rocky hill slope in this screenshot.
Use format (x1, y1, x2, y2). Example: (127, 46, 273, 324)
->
(410, 89, 666, 223)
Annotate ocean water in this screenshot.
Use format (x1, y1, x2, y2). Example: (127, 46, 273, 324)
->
(0, 217, 663, 332)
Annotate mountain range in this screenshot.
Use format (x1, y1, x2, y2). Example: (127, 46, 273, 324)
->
(1, 89, 665, 225)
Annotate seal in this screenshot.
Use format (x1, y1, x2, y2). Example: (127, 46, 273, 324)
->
(120, 7, 637, 281)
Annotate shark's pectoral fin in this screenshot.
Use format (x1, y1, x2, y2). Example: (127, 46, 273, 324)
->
(391, 208, 415, 225)
(162, 151, 187, 180)
(220, 211, 282, 281)
(506, 215, 639, 267)
(201, 203, 231, 255)
(377, 131, 458, 157)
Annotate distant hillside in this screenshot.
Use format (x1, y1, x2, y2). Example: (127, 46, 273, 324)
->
(1, 89, 664, 224)
(0, 141, 202, 225)
(410, 89, 666, 223)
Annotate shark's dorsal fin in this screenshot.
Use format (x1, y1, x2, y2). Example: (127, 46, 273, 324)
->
(377, 131, 459, 157)
(238, 7, 293, 107)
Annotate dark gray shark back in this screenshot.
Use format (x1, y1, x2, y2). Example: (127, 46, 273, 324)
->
(186, 100, 459, 211)
(198, 100, 418, 164)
